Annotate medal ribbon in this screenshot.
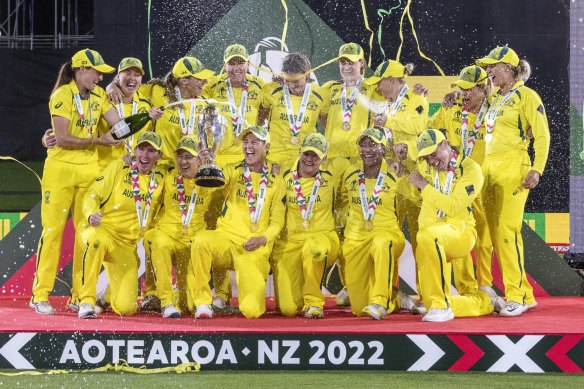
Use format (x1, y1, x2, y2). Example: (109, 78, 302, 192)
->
(226, 79, 248, 137)
(176, 175, 198, 228)
(340, 77, 362, 125)
(283, 83, 312, 141)
(388, 84, 409, 117)
(117, 100, 139, 155)
(243, 162, 269, 224)
(433, 150, 458, 218)
(130, 161, 157, 229)
(358, 169, 386, 222)
(461, 100, 488, 157)
(292, 166, 322, 222)
(485, 86, 519, 139)
(72, 89, 93, 137)
(174, 87, 196, 135)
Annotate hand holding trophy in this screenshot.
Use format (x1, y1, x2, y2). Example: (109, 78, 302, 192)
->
(194, 104, 227, 187)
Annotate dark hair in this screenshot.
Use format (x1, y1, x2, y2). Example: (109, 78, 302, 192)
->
(51, 61, 75, 95)
(282, 52, 312, 79)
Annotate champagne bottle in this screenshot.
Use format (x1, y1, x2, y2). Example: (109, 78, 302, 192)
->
(112, 112, 152, 140)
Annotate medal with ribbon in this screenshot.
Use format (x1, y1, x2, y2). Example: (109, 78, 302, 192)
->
(176, 175, 198, 236)
(340, 77, 362, 131)
(461, 100, 489, 157)
(358, 169, 386, 230)
(243, 162, 269, 232)
(283, 83, 312, 145)
(292, 164, 322, 230)
(388, 84, 410, 118)
(174, 87, 196, 135)
(433, 150, 458, 218)
(226, 78, 248, 137)
(130, 160, 158, 235)
(485, 86, 519, 143)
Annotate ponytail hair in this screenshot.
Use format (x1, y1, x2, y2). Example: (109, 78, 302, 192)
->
(404, 63, 415, 76)
(51, 61, 75, 95)
(514, 59, 531, 82)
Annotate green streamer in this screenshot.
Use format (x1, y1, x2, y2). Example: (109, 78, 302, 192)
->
(377, 0, 403, 61)
(147, 0, 153, 79)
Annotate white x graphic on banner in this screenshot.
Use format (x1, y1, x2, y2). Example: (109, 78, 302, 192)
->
(486, 335, 545, 372)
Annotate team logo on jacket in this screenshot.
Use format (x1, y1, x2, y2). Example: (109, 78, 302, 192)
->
(44, 191, 51, 204)
(90, 101, 100, 111)
(54, 102, 63, 109)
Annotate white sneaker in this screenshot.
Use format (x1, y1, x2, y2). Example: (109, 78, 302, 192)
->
(304, 306, 324, 319)
(412, 303, 427, 315)
(78, 303, 96, 319)
(68, 302, 79, 312)
(397, 290, 417, 311)
(336, 288, 350, 307)
(361, 304, 387, 320)
(29, 300, 56, 315)
(499, 301, 528, 317)
(195, 304, 213, 319)
(140, 294, 161, 312)
(162, 305, 181, 318)
(212, 296, 228, 310)
(527, 301, 538, 310)
(422, 307, 454, 322)
(95, 295, 109, 315)
(479, 286, 506, 313)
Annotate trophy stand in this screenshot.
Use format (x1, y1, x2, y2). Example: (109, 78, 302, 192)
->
(194, 105, 226, 188)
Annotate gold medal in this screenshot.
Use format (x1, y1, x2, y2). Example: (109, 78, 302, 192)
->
(484, 133, 493, 143)
(364, 220, 374, 231)
(291, 137, 299, 145)
(342, 122, 351, 131)
(303, 219, 310, 230)
(250, 222, 259, 232)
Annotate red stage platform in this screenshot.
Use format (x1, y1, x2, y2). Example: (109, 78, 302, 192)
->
(1, 296, 583, 372)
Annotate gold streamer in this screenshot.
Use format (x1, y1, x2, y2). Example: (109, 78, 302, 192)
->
(280, 0, 289, 51)
(396, 0, 445, 76)
(0, 156, 42, 187)
(0, 360, 200, 376)
(360, 0, 374, 67)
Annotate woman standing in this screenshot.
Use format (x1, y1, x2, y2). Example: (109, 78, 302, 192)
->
(30, 49, 121, 315)
(476, 46, 550, 316)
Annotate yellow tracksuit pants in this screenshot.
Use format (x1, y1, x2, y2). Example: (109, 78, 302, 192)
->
(271, 231, 340, 316)
(482, 150, 535, 305)
(78, 226, 139, 316)
(473, 192, 495, 288)
(32, 158, 99, 303)
(191, 230, 272, 319)
(416, 224, 493, 317)
(143, 229, 194, 314)
(342, 230, 405, 316)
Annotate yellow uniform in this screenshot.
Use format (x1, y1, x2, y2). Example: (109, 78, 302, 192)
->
(139, 83, 206, 169)
(482, 81, 550, 305)
(320, 80, 375, 159)
(143, 169, 216, 314)
(191, 161, 286, 318)
(417, 156, 493, 317)
(271, 158, 349, 316)
(260, 82, 324, 165)
(32, 81, 113, 305)
(429, 100, 491, 293)
(96, 92, 153, 171)
(339, 160, 405, 316)
(77, 160, 165, 315)
(202, 74, 265, 165)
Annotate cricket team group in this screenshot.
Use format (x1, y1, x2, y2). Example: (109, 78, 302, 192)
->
(28, 41, 549, 323)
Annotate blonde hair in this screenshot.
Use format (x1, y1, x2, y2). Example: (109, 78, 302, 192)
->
(514, 59, 531, 82)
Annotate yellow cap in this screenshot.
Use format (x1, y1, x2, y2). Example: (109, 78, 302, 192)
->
(338, 43, 364, 62)
(363, 60, 407, 85)
(71, 49, 115, 74)
(172, 56, 215, 79)
(240, 125, 271, 144)
(176, 135, 198, 156)
(118, 57, 145, 75)
(476, 46, 520, 68)
(224, 44, 249, 62)
(416, 129, 446, 158)
(451, 65, 488, 89)
(301, 133, 328, 159)
(136, 132, 162, 151)
(356, 128, 386, 145)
